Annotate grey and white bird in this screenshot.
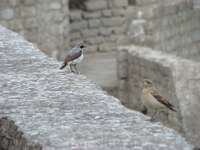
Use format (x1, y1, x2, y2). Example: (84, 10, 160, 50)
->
(141, 79, 177, 121)
(60, 43, 86, 74)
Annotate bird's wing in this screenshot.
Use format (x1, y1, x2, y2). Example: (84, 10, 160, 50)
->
(63, 50, 82, 64)
(150, 88, 177, 112)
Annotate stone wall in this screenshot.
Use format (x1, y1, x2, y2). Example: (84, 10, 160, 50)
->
(0, 0, 70, 60)
(122, 0, 200, 61)
(117, 45, 200, 148)
(69, 0, 129, 53)
(0, 25, 194, 150)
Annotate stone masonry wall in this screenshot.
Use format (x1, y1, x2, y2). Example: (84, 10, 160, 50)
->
(117, 46, 200, 148)
(0, 0, 70, 60)
(123, 0, 200, 61)
(69, 0, 129, 53)
(0, 26, 194, 150)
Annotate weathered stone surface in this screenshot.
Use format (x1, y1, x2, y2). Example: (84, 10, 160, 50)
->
(98, 27, 112, 36)
(81, 28, 98, 37)
(9, 0, 21, 6)
(70, 20, 88, 31)
(69, 10, 82, 22)
(85, 36, 105, 44)
(20, 6, 36, 17)
(113, 0, 128, 8)
(0, 26, 194, 150)
(70, 31, 81, 40)
(50, 2, 61, 9)
(102, 9, 112, 17)
(25, 18, 37, 29)
(9, 19, 23, 30)
(117, 45, 200, 148)
(101, 17, 125, 27)
(88, 19, 101, 28)
(112, 8, 126, 16)
(85, 0, 107, 11)
(99, 42, 116, 52)
(83, 11, 101, 19)
(2, 8, 14, 20)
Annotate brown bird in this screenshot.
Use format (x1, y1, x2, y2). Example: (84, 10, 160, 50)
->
(141, 79, 177, 121)
(60, 43, 86, 74)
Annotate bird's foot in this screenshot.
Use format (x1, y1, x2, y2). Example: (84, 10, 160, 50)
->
(71, 70, 75, 73)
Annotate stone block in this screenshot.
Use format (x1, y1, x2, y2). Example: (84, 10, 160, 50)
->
(20, 6, 36, 17)
(9, 0, 21, 6)
(112, 8, 126, 16)
(102, 9, 112, 17)
(25, 18, 37, 29)
(81, 29, 98, 37)
(70, 32, 81, 40)
(23, 0, 35, 5)
(83, 11, 101, 19)
(84, 45, 98, 53)
(165, 2, 178, 15)
(50, 2, 61, 9)
(2, 8, 14, 20)
(101, 17, 125, 27)
(98, 27, 112, 36)
(118, 79, 126, 89)
(9, 19, 23, 30)
(88, 19, 101, 28)
(85, 36, 105, 44)
(70, 20, 88, 31)
(140, 6, 154, 19)
(113, 0, 128, 8)
(0, 20, 8, 28)
(99, 42, 116, 52)
(112, 26, 126, 34)
(85, 0, 107, 11)
(117, 50, 128, 62)
(71, 39, 84, 47)
(69, 10, 82, 22)
(118, 61, 128, 78)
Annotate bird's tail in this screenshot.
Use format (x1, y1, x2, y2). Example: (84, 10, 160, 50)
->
(170, 106, 177, 112)
(60, 63, 67, 69)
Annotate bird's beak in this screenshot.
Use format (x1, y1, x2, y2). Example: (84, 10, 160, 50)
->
(83, 45, 86, 48)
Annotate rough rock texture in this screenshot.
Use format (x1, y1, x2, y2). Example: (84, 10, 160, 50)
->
(117, 45, 200, 148)
(0, 26, 194, 149)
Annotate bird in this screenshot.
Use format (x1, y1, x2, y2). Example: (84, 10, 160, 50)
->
(60, 43, 86, 74)
(141, 79, 177, 121)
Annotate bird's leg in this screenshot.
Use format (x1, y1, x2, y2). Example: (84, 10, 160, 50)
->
(70, 65, 75, 73)
(150, 111, 158, 122)
(74, 65, 79, 74)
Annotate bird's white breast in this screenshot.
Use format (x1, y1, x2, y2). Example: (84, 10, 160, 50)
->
(68, 52, 83, 65)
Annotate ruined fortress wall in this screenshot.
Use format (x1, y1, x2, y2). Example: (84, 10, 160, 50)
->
(0, 0, 70, 60)
(117, 46, 200, 148)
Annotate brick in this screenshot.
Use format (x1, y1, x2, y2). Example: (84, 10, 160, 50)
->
(113, 0, 128, 8)
(20, 6, 36, 17)
(118, 61, 128, 78)
(117, 50, 128, 62)
(98, 27, 112, 36)
(69, 10, 82, 22)
(85, 36, 105, 44)
(70, 32, 81, 40)
(85, 0, 107, 11)
(140, 6, 154, 19)
(101, 17, 125, 27)
(83, 11, 101, 19)
(99, 42, 116, 52)
(81, 29, 98, 37)
(70, 20, 88, 31)
(88, 19, 101, 28)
